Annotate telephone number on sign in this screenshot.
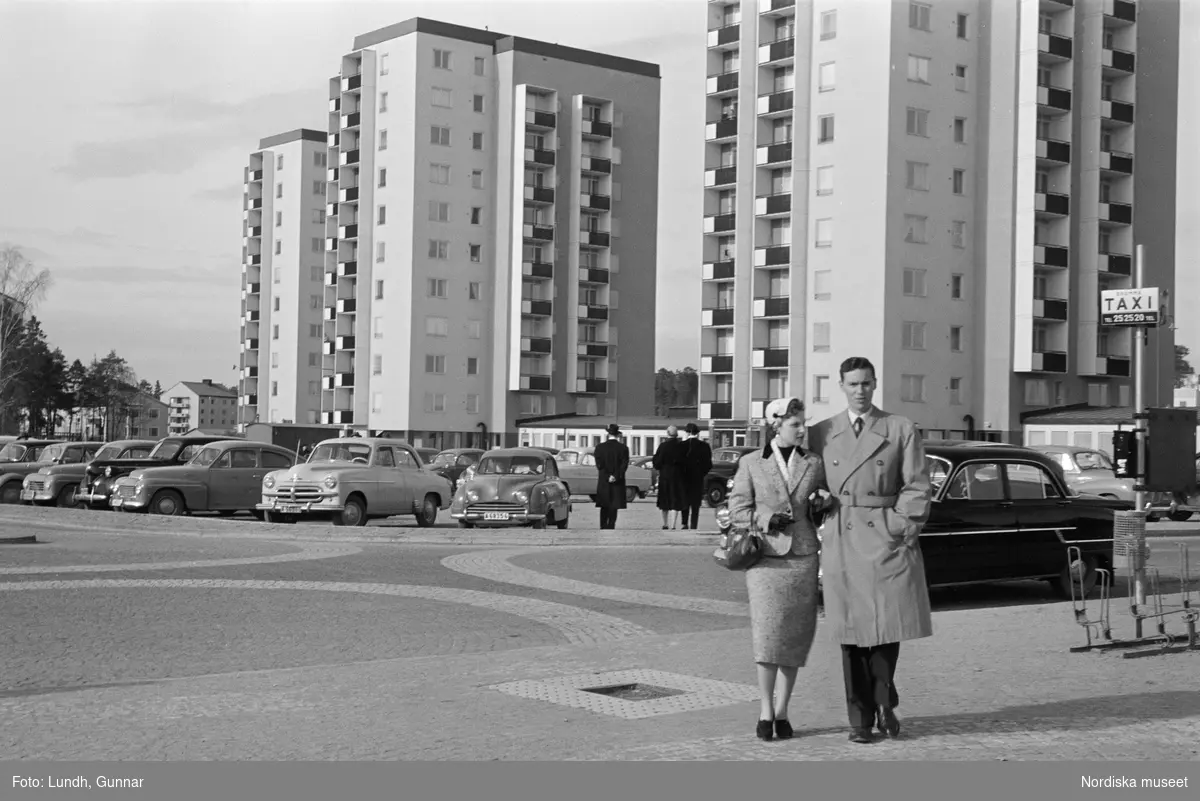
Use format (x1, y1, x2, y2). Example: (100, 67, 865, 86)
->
(1103, 313, 1157, 324)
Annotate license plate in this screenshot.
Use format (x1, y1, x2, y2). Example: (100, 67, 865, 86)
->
(277, 504, 303, 514)
(483, 512, 510, 521)
(20, 490, 33, 501)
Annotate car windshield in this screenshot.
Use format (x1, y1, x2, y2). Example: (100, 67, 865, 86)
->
(1075, 451, 1113, 471)
(92, 445, 121, 462)
(556, 451, 581, 464)
(189, 446, 224, 467)
(39, 444, 68, 462)
(430, 453, 458, 468)
(0, 443, 26, 461)
(311, 442, 373, 463)
(149, 441, 182, 460)
(477, 455, 546, 476)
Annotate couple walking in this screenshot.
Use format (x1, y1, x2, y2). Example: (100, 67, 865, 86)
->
(652, 423, 713, 530)
(728, 357, 933, 744)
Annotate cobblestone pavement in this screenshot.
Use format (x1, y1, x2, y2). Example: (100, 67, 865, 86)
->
(2, 507, 1199, 762)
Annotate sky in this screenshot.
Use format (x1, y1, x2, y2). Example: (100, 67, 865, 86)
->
(0, 0, 706, 391)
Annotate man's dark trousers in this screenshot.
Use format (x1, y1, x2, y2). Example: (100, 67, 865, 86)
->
(841, 643, 900, 729)
(599, 507, 618, 529)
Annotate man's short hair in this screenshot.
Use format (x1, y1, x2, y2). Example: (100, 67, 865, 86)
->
(839, 356, 876, 381)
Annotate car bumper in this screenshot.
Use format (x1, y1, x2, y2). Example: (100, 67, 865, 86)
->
(452, 508, 544, 524)
(257, 498, 345, 515)
(109, 496, 148, 510)
(75, 491, 110, 506)
(25, 487, 61, 503)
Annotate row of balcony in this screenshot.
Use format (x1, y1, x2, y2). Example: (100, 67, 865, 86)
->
(516, 374, 610, 394)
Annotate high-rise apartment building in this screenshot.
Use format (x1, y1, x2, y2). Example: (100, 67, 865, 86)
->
(239, 129, 330, 426)
(700, 0, 1179, 445)
(318, 18, 660, 448)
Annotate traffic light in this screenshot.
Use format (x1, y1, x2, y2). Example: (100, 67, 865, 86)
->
(1112, 429, 1139, 479)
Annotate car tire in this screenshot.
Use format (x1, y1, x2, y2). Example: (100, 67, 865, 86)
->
(1054, 553, 1099, 599)
(217, 510, 236, 517)
(0, 482, 22, 505)
(263, 510, 297, 524)
(415, 494, 438, 528)
(532, 514, 547, 530)
(1168, 510, 1193, 522)
(705, 483, 726, 508)
(56, 484, 81, 508)
(625, 486, 639, 504)
(251, 510, 266, 521)
(150, 489, 186, 517)
(555, 510, 569, 530)
(334, 496, 368, 527)
(457, 519, 474, 529)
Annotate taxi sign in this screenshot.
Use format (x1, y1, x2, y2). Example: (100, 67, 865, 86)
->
(1101, 287, 1159, 326)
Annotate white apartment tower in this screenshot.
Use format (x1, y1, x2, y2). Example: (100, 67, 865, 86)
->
(700, 0, 1180, 446)
(239, 129, 330, 426)
(320, 18, 660, 448)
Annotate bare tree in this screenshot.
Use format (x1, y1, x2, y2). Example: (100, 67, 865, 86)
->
(0, 247, 53, 429)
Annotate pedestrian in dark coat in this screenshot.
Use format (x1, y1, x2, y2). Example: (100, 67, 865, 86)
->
(680, 423, 713, 530)
(593, 424, 630, 529)
(652, 426, 687, 529)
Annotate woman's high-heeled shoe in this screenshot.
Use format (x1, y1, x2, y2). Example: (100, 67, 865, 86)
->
(774, 719, 793, 740)
(756, 720, 774, 741)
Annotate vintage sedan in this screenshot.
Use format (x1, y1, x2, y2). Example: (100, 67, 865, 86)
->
(257, 437, 453, 527)
(1031, 444, 1138, 502)
(554, 446, 654, 502)
(425, 448, 485, 493)
(110, 441, 297, 516)
(703, 445, 758, 507)
(0, 440, 93, 504)
(23, 439, 155, 507)
(450, 448, 571, 529)
(78, 435, 231, 510)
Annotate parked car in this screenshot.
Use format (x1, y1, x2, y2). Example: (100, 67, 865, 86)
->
(257, 437, 453, 527)
(415, 447, 440, 465)
(1031, 444, 1138, 503)
(78, 435, 231, 510)
(22, 439, 155, 508)
(702, 446, 758, 507)
(110, 441, 298, 516)
(0, 440, 87, 504)
(554, 446, 654, 502)
(425, 448, 485, 493)
(631, 454, 657, 494)
(450, 448, 572, 529)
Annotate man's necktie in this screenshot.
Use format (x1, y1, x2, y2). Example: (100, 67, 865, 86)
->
(852, 417, 863, 437)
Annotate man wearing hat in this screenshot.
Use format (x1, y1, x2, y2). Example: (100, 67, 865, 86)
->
(593, 423, 630, 529)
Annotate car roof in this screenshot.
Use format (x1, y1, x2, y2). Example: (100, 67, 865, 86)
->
(316, 437, 414, 447)
(925, 443, 1064, 471)
(204, 439, 294, 452)
(436, 447, 484, 455)
(716, 445, 757, 452)
(1029, 444, 1104, 455)
(104, 439, 158, 448)
(8, 439, 64, 446)
(481, 448, 554, 458)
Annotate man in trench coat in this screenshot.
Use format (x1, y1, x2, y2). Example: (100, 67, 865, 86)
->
(808, 356, 933, 744)
(593, 424, 630, 529)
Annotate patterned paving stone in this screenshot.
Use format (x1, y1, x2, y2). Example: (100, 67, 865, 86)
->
(0, 541, 361, 574)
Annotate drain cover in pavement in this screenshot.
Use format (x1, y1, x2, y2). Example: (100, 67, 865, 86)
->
(488, 669, 759, 720)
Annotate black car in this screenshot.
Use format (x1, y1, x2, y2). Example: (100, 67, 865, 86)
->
(703, 446, 758, 507)
(424, 448, 486, 493)
(77, 435, 233, 510)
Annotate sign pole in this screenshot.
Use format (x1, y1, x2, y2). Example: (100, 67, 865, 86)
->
(1132, 244, 1147, 617)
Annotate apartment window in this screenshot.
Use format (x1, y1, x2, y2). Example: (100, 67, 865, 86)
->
(379, 91, 388, 112)
(767, 320, 789, 348)
(814, 165, 833, 196)
(464, 394, 479, 414)
(374, 317, 384, 338)
(902, 322, 926, 350)
(276, 154, 284, 170)
(1036, 169, 1050, 194)
(813, 375, 830, 404)
(820, 10, 836, 39)
(905, 161, 929, 191)
(430, 126, 451, 146)
(467, 320, 482, 339)
(273, 296, 281, 311)
(271, 351, 279, 367)
(376, 241, 386, 262)
(906, 108, 929, 137)
(378, 130, 388, 151)
(311, 237, 322, 253)
(474, 56, 485, 76)
(773, 65, 795, 93)
(953, 117, 967, 143)
(425, 393, 447, 413)
(817, 115, 834, 143)
(1026, 378, 1050, 406)
(466, 357, 479, 376)
(907, 55, 931, 84)
(813, 270, 831, 301)
(901, 374, 926, 403)
(1099, 229, 1112, 253)
(311, 209, 325, 225)
(471, 170, 484, 189)
(473, 94, 484, 113)
(428, 240, 449, 260)
(952, 168, 966, 195)
(425, 355, 446, 374)
(469, 244, 482, 263)
(468, 281, 481, 300)
(309, 322, 321, 337)
(951, 274, 964, 299)
(470, 206, 482, 225)
(950, 326, 963, 352)
(274, 240, 282, 255)
(313, 180, 324, 196)
(909, 2, 931, 31)
(468, 131, 483, 151)
(429, 164, 451, 185)
(1032, 325, 1048, 352)
(275, 211, 283, 227)
(767, 268, 787, 298)
(429, 201, 450, 222)
(310, 294, 320, 310)
(433, 49, 451, 70)
(310, 382, 320, 398)
(949, 377, 962, 405)
(1039, 12, 1053, 34)
(379, 54, 389, 75)
(812, 322, 831, 352)
(955, 65, 969, 92)
(377, 205, 387, 225)
(428, 278, 448, 298)
(904, 215, 927, 243)
(432, 87, 452, 107)
(378, 168, 387, 187)
(956, 12, 969, 39)
(372, 354, 383, 375)
(903, 268, 927, 297)
(951, 220, 966, 249)
(272, 324, 280, 340)
(308, 353, 318, 367)
(815, 218, 833, 247)
(818, 62, 835, 92)
(313, 152, 325, 167)
(773, 117, 793, 144)
(273, 267, 281, 284)
(271, 381, 278, 397)
(370, 392, 383, 413)
(276, 183, 283, 198)
(374, 279, 384, 299)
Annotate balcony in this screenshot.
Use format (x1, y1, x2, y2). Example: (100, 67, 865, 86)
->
(759, 37, 795, 68)
(339, 149, 360, 167)
(1036, 137, 1071, 165)
(756, 90, 794, 118)
(326, 237, 339, 252)
(326, 202, 338, 217)
(245, 225, 262, 239)
(524, 185, 555, 204)
(575, 379, 609, 394)
(756, 140, 791, 165)
(702, 402, 734, 420)
(324, 305, 336, 322)
(581, 156, 612, 175)
(339, 224, 359, 240)
(762, 0, 796, 14)
(581, 118, 613, 138)
(329, 97, 340, 113)
(327, 132, 340, 148)
(706, 70, 739, 97)
(707, 23, 740, 49)
(246, 197, 263, 211)
(1038, 32, 1073, 61)
(246, 254, 261, 267)
(1037, 84, 1072, 114)
(322, 410, 354, 426)
(1034, 243, 1069, 269)
(754, 245, 790, 267)
(244, 281, 261, 296)
(340, 186, 359, 203)
(579, 341, 610, 359)
(521, 374, 552, 392)
(703, 213, 736, 234)
(244, 338, 259, 350)
(753, 348, 789, 368)
(1100, 201, 1133, 225)
(342, 112, 361, 129)
(1099, 251, 1132, 276)
(244, 394, 259, 406)
(1102, 47, 1136, 75)
(247, 169, 263, 182)
(580, 305, 609, 321)
(581, 193, 611, 211)
(335, 372, 356, 389)
(1101, 357, 1131, 377)
(703, 260, 736, 280)
(322, 339, 336, 356)
(244, 309, 260, 323)
(1032, 350, 1068, 373)
(1100, 149, 1134, 175)
(702, 307, 735, 327)
(337, 335, 356, 351)
(704, 165, 737, 188)
(701, 354, 734, 373)
(342, 73, 362, 92)
(522, 299, 553, 317)
(1035, 192, 1070, 217)
(1102, 100, 1135, 126)
(522, 337, 553, 354)
(337, 298, 357, 315)
(525, 109, 557, 129)
(580, 267, 610, 285)
(525, 147, 556, 167)
(522, 260, 554, 279)
(1033, 297, 1069, 321)
(755, 193, 791, 217)
(523, 224, 555, 242)
(242, 366, 258, 379)
(580, 230, 610, 248)
(754, 296, 790, 318)
(1104, 0, 1136, 24)
(338, 260, 358, 277)
(706, 117, 739, 142)
(327, 167, 339, 183)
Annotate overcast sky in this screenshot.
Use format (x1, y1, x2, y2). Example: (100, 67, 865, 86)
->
(0, 0, 1194, 392)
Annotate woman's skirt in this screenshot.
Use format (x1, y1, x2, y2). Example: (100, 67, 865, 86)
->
(745, 553, 820, 667)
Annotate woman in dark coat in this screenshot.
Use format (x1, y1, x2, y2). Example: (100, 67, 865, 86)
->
(652, 426, 687, 529)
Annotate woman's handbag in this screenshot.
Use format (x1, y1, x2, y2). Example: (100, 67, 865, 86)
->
(712, 522, 764, 571)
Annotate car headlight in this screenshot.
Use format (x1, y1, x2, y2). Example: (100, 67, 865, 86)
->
(323, 474, 337, 489)
(512, 490, 528, 504)
(264, 475, 275, 489)
(726, 478, 734, 490)
(134, 481, 145, 495)
(105, 467, 112, 477)
(38, 467, 51, 475)
(466, 489, 480, 502)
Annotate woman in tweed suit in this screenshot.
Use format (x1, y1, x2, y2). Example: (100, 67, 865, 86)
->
(728, 396, 826, 741)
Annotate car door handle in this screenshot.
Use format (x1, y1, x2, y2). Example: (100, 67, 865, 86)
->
(998, 501, 1013, 508)
(1055, 500, 1071, 506)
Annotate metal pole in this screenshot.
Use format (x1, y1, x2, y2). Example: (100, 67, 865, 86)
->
(1133, 244, 1148, 615)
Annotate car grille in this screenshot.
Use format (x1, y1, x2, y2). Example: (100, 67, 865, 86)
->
(25, 479, 45, 493)
(275, 481, 325, 503)
(468, 502, 526, 513)
(115, 484, 137, 500)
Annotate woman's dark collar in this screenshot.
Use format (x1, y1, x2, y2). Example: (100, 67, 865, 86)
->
(762, 442, 806, 459)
